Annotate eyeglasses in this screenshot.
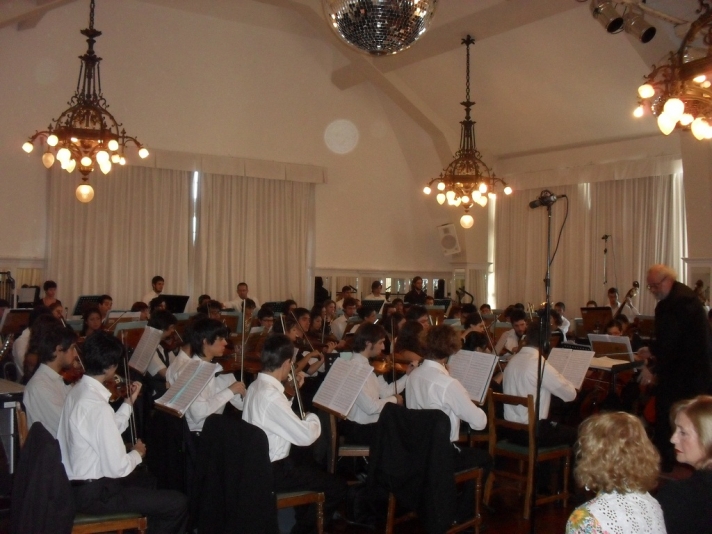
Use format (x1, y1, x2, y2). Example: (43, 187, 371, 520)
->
(647, 275, 667, 291)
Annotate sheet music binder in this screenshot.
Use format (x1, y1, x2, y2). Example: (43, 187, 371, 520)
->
(154, 358, 218, 417)
(312, 357, 372, 418)
(128, 326, 164, 375)
(447, 350, 498, 405)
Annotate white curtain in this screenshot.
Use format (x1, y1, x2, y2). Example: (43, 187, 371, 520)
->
(194, 173, 315, 307)
(494, 174, 687, 316)
(46, 166, 192, 311)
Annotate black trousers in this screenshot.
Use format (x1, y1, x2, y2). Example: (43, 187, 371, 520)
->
(72, 470, 188, 534)
(452, 445, 493, 524)
(272, 457, 347, 534)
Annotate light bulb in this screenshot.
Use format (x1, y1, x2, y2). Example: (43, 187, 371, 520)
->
(638, 84, 655, 99)
(478, 182, 488, 194)
(437, 182, 445, 191)
(65, 159, 76, 173)
(436, 193, 446, 205)
(111, 154, 121, 163)
(454, 197, 461, 207)
(119, 156, 126, 166)
(75, 183, 94, 202)
(47, 134, 58, 147)
(477, 196, 488, 207)
(80, 156, 93, 167)
(423, 186, 432, 195)
(446, 190, 456, 202)
(41, 152, 55, 168)
(657, 113, 676, 135)
(472, 190, 481, 200)
(108, 139, 119, 151)
(633, 105, 644, 118)
(460, 214, 474, 229)
(703, 81, 711, 89)
(138, 147, 149, 159)
(663, 98, 684, 120)
(488, 192, 496, 199)
(461, 196, 470, 204)
(99, 160, 112, 174)
(705, 122, 712, 140)
(504, 186, 512, 195)
(70, 137, 78, 143)
(22, 142, 34, 153)
(96, 150, 109, 164)
(679, 113, 694, 126)
(56, 147, 71, 163)
(691, 118, 707, 140)
(694, 75, 706, 83)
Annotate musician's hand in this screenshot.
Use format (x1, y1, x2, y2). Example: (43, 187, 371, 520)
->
(640, 365, 655, 388)
(336, 340, 347, 350)
(394, 394, 404, 406)
(128, 382, 141, 404)
(325, 341, 337, 353)
(230, 381, 246, 397)
(297, 372, 307, 388)
(133, 439, 146, 458)
(636, 346, 652, 362)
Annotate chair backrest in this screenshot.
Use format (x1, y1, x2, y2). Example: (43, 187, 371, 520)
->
(488, 391, 536, 461)
(16, 402, 28, 449)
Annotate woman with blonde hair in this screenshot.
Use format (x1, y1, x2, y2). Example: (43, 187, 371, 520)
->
(656, 395, 712, 534)
(566, 412, 665, 533)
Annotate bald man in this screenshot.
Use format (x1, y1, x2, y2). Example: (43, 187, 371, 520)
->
(638, 264, 712, 470)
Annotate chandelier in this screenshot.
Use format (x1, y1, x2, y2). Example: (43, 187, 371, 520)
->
(22, 0, 148, 202)
(423, 35, 511, 229)
(634, 0, 712, 140)
(322, 0, 438, 56)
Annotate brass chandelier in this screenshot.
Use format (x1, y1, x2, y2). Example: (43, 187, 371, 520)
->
(423, 35, 511, 229)
(634, 0, 712, 140)
(22, 0, 148, 202)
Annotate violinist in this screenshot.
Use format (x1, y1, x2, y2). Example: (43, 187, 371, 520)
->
(80, 306, 103, 338)
(461, 313, 489, 352)
(335, 285, 354, 311)
(392, 298, 405, 315)
(58, 330, 188, 533)
(308, 309, 324, 336)
(405, 304, 430, 331)
(342, 324, 411, 447)
(130, 301, 150, 322)
(149, 295, 167, 314)
(257, 305, 275, 332)
(97, 294, 113, 324)
(323, 299, 337, 331)
(24, 321, 77, 438)
(479, 303, 492, 315)
(494, 309, 528, 358)
(394, 320, 425, 364)
(48, 301, 65, 321)
(331, 298, 357, 341)
(165, 314, 203, 387)
(197, 294, 211, 310)
(145, 310, 179, 399)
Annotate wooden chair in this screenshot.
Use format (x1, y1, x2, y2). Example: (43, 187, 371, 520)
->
(276, 491, 325, 534)
(327, 413, 369, 475)
(385, 467, 483, 534)
(15, 412, 149, 534)
(485, 391, 571, 519)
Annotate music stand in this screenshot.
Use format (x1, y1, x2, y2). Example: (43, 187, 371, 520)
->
(580, 306, 613, 335)
(72, 295, 103, 316)
(588, 333, 634, 362)
(434, 298, 452, 310)
(263, 301, 287, 314)
(161, 295, 190, 314)
(17, 287, 39, 308)
(361, 300, 385, 315)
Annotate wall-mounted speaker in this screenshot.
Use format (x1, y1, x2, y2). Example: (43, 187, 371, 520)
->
(437, 223, 461, 256)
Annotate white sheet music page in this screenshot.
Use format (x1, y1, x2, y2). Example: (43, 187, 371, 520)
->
(547, 348, 595, 389)
(313, 357, 373, 417)
(155, 359, 217, 417)
(448, 350, 498, 405)
(128, 326, 164, 375)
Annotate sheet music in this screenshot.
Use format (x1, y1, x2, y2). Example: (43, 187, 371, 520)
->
(547, 348, 595, 389)
(447, 350, 498, 405)
(155, 359, 217, 417)
(312, 357, 372, 417)
(128, 326, 164, 375)
(588, 334, 633, 361)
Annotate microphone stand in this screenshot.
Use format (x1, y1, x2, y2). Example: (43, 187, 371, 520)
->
(602, 235, 610, 286)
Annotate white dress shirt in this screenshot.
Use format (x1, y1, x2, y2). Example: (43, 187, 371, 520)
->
(142, 290, 161, 305)
(331, 315, 348, 341)
(364, 293, 387, 301)
(560, 315, 571, 336)
(58, 375, 141, 480)
(346, 353, 406, 425)
(185, 355, 244, 432)
(146, 345, 175, 377)
(502, 346, 577, 424)
(406, 359, 487, 441)
(24, 363, 71, 438)
(223, 296, 261, 311)
(165, 349, 191, 386)
(494, 328, 522, 357)
(242, 373, 320, 462)
(12, 328, 30, 378)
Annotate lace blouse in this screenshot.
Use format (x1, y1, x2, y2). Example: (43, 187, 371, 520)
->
(566, 491, 666, 534)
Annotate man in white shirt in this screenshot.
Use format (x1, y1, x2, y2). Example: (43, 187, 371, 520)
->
(341, 324, 411, 446)
(57, 330, 187, 532)
(554, 301, 571, 336)
(243, 334, 346, 534)
(406, 324, 492, 523)
(223, 282, 260, 311)
(331, 297, 357, 341)
(502, 322, 577, 447)
(335, 285, 354, 311)
(141, 275, 164, 305)
(24, 321, 77, 438)
(97, 294, 113, 324)
(494, 309, 528, 358)
(364, 280, 387, 301)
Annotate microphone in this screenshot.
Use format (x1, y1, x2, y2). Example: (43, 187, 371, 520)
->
(601, 234, 611, 240)
(529, 190, 564, 209)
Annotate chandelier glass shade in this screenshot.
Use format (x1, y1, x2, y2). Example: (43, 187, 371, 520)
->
(634, 0, 712, 140)
(22, 0, 147, 201)
(322, 0, 438, 56)
(423, 35, 511, 228)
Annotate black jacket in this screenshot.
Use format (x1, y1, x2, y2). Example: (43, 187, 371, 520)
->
(11, 422, 75, 534)
(368, 403, 456, 534)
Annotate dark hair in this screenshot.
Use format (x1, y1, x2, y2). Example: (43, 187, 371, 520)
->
(152, 276, 164, 285)
(550, 309, 563, 327)
(479, 303, 492, 312)
(342, 297, 358, 309)
(371, 280, 382, 291)
(99, 294, 112, 305)
(190, 318, 229, 356)
(198, 294, 211, 307)
(586, 300, 598, 307)
(605, 319, 624, 333)
(392, 298, 404, 306)
(48, 301, 63, 313)
(237, 282, 248, 289)
(43, 280, 57, 292)
(554, 301, 566, 311)
(257, 306, 275, 320)
(509, 309, 527, 324)
(81, 306, 102, 336)
(525, 319, 546, 348)
(357, 306, 376, 321)
(36, 322, 77, 364)
(394, 320, 424, 354)
(341, 285, 352, 293)
(423, 325, 459, 360)
(461, 303, 476, 314)
(150, 296, 167, 312)
(130, 301, 149, 313)
(243, 298, 256, 311)
(261, 334, 293, 372)
(353, 323, 386, 353)
(272, 316, 297, 335)
(283, 299, 297, 311)
(148, 309, 177, 331)
(292, 307, 310, 320)
(405, 305, 428, 321)
(411, 276, 422, 286)
(463, 313, 483, 329)
(184, 313, 208, 351)
(323, 299, 336, 309)
(608, 287, 618, 295)
(27, 315, 62, 361)
(83, 330, 124, 375)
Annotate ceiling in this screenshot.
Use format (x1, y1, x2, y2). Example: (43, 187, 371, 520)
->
(0, 0, 703, 162)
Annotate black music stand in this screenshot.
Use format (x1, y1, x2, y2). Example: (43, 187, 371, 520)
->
(161, 295, 190, 314)
(434, 298, 452, 309)
(263, 301, 287, 314)
(580, 307, 613, 335)
(72, 295, 103, 316)
(361, 300, 385, 315)
(16, 286, 39, 308)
